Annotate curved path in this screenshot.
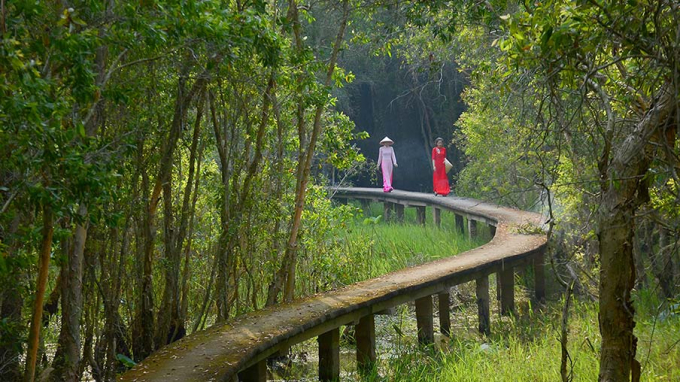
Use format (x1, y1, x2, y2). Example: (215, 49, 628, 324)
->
(120, 188, 547, 382)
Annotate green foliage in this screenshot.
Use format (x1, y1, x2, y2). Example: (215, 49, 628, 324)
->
(650, 179, 680, 220)
(511, 223, 546, 236)
(321, 111, 366, 170)
(455, 80, 544, 209)
(116, 354, 136, 368)
(1, 0, 372, 376)
(363, 215, 382, 225)
(426, 0, 680, 256)
(358, 297, 679, 381)
(0, 316, 25, 354)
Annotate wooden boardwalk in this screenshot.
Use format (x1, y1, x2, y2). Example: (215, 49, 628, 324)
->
(120, 188, 547, 382)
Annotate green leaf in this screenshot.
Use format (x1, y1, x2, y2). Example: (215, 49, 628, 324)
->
(116, 354, 136, 368)
(71, 16, 87, 26)
(10, 57, 24, 70)
(362, 215, 382, 225)
(540, 26, 553, 48)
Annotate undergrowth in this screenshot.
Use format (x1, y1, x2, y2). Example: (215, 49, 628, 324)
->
(280, 201, 680, 381)
(365, 292, 680, 381)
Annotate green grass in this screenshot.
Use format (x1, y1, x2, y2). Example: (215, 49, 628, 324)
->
(364, 291, 680, 381)
(326, 201, 488, 286)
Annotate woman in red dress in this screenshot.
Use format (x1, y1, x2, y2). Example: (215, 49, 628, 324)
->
(432, 137, 450, 196)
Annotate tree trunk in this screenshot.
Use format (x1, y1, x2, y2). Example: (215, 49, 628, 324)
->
(654, 225, 676, 298)
(560, 282, 574, 382)
(180, 139, 205, 330)
(79, 239, 99, 380)
(105, 217, 131, 380)
(263, 93, 287, 307)
(674, 237, 680, 296)
(214, 146, 236, 322)
(598, 200, 639, 382)
(136, 68, 206, 358)
(157, 90, 204, 347)
(193, 251, 219, 333)
(155, 177, 176, 347)
(268, 0, 350, 304)
(211, 69, 274, 317)
(598, 84, 674, 381)
(131, 135, 150, 363)
(51, 206, 88, 382)
(209, 89, 235, 322)
(632, 217, 652, 289)
(136, 154, 156, 361)
(24, 206, 54, 382)
(96, 222, 122, 381)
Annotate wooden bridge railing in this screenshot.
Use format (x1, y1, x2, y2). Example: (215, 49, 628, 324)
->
(120, 188, 547, 382)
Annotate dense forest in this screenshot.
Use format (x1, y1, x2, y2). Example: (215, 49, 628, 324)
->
(1, 1, 678, 381)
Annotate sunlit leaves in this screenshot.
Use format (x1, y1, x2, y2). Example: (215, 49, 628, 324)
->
(321, 111, 366, 170)
(650, 179, 680, 220)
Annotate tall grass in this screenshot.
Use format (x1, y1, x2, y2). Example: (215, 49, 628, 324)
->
(365, 288, 680, 381)
(322, 201, 488, 287)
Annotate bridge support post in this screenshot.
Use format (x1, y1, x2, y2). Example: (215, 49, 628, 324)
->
(533, 249, 546, 303)
(496, 274, 501, 301)
(438, 291, 451, 337)
(455, 214, 465, 233)
(476, 276, 491, 336)
(416, 206, 426, 226)
(468, 219, 478, 239)
(318, 328, 340, 382)
(395, 203, 405, 223)
(383, 202, 393, 222)
(356, 315, 376, 374)
(415, 296, 434, 346)
(433, 207, 441, 227)
(489, 224, 496, 238)
(238, 359, 266, 382)
(499, 266, 515, 316)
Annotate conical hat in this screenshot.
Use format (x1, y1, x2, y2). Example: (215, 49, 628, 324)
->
(380, 136, 394, 144)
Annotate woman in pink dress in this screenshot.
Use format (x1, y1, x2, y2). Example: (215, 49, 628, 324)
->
(377, 136, 398, 192)
(432, 137, 450, 196)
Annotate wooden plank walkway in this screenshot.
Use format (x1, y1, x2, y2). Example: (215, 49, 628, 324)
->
(120, 188, 546, 381)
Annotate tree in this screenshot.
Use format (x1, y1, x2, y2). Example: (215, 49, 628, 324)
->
(0, 1, 372, 380)
(266, 0, 352, 304)
(427, 1, 679, 380)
